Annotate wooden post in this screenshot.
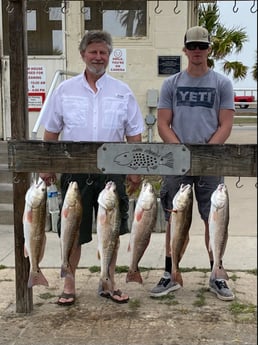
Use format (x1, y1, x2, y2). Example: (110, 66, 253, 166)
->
(8, 0, 32, 313)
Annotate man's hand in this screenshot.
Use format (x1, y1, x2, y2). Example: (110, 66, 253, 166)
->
(126, 174, 142, 196)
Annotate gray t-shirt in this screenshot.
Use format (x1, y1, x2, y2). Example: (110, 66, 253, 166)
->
(158, 69, 235, 143)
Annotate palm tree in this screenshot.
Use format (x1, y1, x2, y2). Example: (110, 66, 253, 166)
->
(198, 3, 249, 81)
(116, 10, 145, 37)
(251, 51, 257, 81)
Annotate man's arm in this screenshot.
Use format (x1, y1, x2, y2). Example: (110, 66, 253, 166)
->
(157, 108, 180, 143)
(208, 109, 234, 144)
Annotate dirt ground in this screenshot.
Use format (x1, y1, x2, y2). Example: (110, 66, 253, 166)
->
(0, 268, 256, 345)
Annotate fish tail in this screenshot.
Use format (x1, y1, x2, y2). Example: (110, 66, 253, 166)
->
(60, 264, 73, 279)
(126, 269, 143, 284)
(28, 269, 49, 288)
(172, 270, 183, 287)
(211, 265, 229, 281)
(160, 152, 174, 168)
(100, 277, 113, 292)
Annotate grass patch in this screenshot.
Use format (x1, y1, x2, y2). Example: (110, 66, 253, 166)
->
(180, 267, 210, 274)
(151, 293, 179, 305)
(246, 268, 257, 276)
(229, 301, 256, 316)
(229, 273, 239, 282)
(234, 117, 257, 125)
(128, 298, 141, 310)
(0, 265, 7, 270)
(38, 292, 56, 300)
(193, 288, 206, 307)
(88, 265, 149, 274)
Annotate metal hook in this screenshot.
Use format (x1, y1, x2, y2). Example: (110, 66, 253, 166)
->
(197, 177, 205, 188)
(81, 6, 87, 14)
(61, 1, 69, 14)
(173, 0, 181, 14)
(117, 0, 122, 10)
(6, 1, 14, 14)
(233, 0, 239, 13)
(43, 0, 50, 13)
(86, 176, 94, 186)
(235, 176, 243, 188)
(99, 2, 106, 14)
(154, 1, 162, 14)
(13, 175, 20, 184)
(250, 0, 257, 13)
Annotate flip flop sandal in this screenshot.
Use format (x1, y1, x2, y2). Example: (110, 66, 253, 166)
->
(99, 289, 129, 304)
(57, 292, 76, 306)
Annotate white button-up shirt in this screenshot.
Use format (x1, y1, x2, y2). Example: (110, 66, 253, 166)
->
(41, 72, 145, 142)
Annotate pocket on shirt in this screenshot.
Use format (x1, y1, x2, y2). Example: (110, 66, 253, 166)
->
(102, 97, 127, 129)
(62, 97, 89, 127)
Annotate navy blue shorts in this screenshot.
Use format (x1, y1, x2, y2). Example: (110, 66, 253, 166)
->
(57, 173, 129, 245)
(160, 175, 224, 222)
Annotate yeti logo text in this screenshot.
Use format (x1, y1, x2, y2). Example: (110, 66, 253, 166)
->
(176, 87, 215, 108)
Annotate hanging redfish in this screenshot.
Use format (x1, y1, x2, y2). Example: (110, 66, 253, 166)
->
(209, 183, 229, 281)
(96, 181, 121, 294)
(23, 178, 48, 288)
(126, 180, 157, 284)
(170, 184, 193, 287)
(60, 181, 82, 279)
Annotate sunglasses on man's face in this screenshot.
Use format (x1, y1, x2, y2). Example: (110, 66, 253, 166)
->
(185, 42, 210, 50)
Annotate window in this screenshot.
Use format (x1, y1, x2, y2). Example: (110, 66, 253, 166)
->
(2, 0, 63, 55)
(83, 1, 147, 37)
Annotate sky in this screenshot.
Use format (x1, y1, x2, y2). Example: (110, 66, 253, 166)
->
(214, 1, 257, 90)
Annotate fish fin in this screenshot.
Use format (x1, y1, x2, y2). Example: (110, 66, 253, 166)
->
(211, 210, 218, 222)
(28, 269, 49, 288)
(135, 209, 144, 222)
(177, 233, 190, 263)
(126, 269, 143, 284)
(208, 240, 212, 253)
(38, 234, 46, 263)
(62, 207, 69, 218)
(99, 213, 108, 225)
(25, 209, 33, 223)
(172, 270, 183, 287)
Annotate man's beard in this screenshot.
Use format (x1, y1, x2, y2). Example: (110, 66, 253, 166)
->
(87, 64, 106, 76)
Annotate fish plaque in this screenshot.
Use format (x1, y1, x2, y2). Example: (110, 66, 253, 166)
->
(97, 143, 190, 175)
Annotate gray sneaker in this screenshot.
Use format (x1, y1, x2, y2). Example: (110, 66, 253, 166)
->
(209, 279, 235, 301)
(150, 271, 181, 297)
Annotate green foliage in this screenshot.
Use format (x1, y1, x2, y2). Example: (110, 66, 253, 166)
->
(193, 288, 207, 307)
(128, 298, 141, 310)
(198, 3, 251, 82)
(229, 301, 256, 316)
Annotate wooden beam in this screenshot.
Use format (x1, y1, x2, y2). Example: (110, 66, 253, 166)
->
(8, 0, 32, 313)
(8, 141, 257, 177)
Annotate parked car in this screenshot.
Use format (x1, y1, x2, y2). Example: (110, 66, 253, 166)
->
(234, 93, 255, 109)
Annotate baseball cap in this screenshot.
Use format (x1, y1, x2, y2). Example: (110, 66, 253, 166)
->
(184, 26, 210, 44)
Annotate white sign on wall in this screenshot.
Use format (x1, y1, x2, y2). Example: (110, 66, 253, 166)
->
(28, 66, 46, 111)
(109, 48, 126, 73)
